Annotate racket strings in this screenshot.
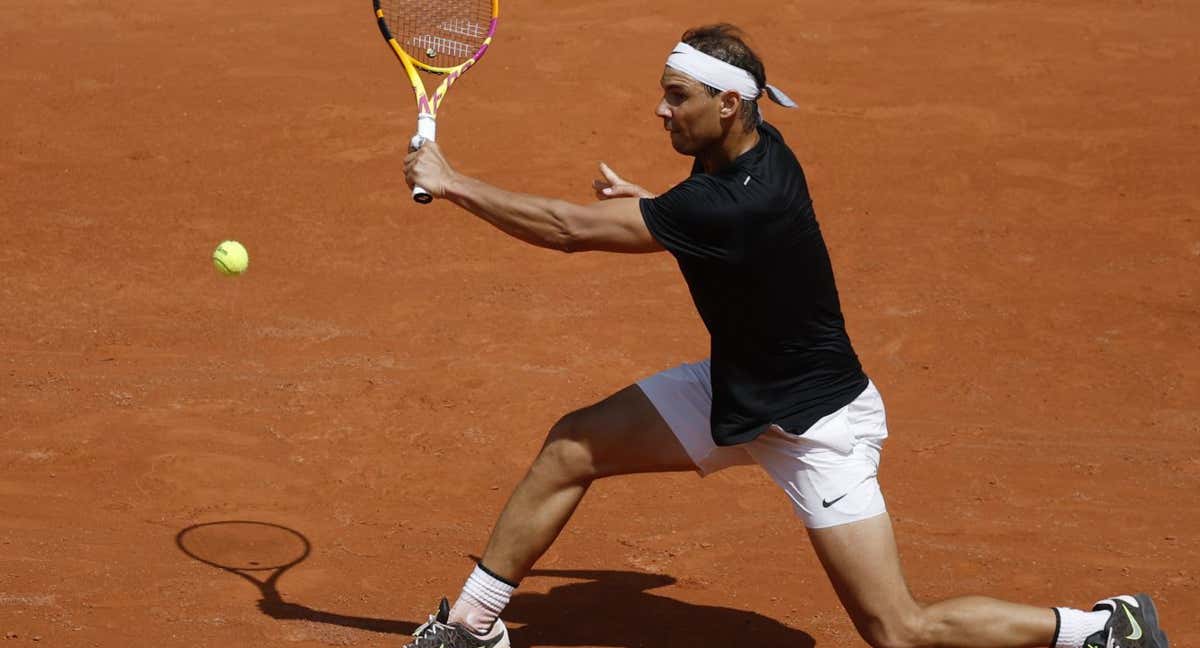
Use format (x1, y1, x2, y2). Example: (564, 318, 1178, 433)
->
(380, 0, 494, 70)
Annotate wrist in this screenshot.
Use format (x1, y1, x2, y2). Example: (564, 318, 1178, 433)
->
(442, 169, 469, 201)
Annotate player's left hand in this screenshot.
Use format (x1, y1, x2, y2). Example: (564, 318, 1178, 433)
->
(404, 140, 456, 199)
(592, 162, 653, 200)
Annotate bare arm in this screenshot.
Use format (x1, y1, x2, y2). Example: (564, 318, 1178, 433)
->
(404, 142, 663, 254)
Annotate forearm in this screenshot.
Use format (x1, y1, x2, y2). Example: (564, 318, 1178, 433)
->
(443, 172, 579, 252)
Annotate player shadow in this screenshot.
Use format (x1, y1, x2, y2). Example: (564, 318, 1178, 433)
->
(506, 567, 815, 648)
(176, 522, 813, 647)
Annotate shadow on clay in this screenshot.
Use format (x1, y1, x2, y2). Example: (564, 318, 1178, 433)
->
(505, 566, 816, 648)
(175, 521, 814, 647)
(175, 520, 417, 636)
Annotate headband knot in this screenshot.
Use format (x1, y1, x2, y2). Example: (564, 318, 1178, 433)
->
(665, 42, 797, 109)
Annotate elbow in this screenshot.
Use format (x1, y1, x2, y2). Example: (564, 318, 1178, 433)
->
(548, 201, 589, 254)
(558, 235, 585, 254)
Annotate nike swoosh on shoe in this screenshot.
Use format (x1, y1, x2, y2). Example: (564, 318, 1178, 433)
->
(1122, 603, 1143, 640)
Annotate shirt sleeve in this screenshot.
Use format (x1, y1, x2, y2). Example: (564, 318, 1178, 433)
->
(639, 175, 746, 262)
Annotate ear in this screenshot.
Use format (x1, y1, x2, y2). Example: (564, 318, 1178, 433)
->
(718, 90, 741, 119)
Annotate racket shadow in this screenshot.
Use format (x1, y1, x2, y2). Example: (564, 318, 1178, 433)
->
(253, 591, 416, 636)
(175, 520, 417, 637)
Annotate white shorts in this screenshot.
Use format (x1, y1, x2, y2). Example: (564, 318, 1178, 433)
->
(637, 359, 888, 529)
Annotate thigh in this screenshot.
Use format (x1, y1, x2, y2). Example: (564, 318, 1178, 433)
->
(635, 359, 755, 475)
(554, 383, 698, 478)
(745, 381, 888, 528)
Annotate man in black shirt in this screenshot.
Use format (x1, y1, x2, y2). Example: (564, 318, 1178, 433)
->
(639, 118, 868, 446)
(399, 24, 1168, 648)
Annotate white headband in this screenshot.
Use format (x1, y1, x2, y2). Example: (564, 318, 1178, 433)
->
(665, 42, 797, 108)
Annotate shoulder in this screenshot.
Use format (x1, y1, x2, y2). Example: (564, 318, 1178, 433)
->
(754, 123, 802, 170)
(745, 123, 809, 202)
(641, 173, 727, 218)
(638, 173, 748, 261)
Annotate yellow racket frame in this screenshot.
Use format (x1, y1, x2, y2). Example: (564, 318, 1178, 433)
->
(373, 1, 498, 202)
(374, 1, 498, 123)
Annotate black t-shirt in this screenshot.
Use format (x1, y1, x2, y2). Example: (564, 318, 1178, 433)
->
(640, 122, 868, 446)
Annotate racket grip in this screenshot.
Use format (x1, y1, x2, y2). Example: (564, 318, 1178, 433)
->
(410, 116, 437, 205)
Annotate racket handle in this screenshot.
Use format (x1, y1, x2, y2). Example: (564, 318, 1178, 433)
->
(410, 116, 437, 205)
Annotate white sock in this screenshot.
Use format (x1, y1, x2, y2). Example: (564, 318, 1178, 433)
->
(1054, 607, 1112, 648)
(449, 563, 516, 635)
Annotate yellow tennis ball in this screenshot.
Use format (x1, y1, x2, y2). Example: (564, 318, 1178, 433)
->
(212, 240, 249, 276)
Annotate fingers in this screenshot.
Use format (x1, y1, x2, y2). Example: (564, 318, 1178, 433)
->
(403, 149, 417, 186)
(599, 161, 624, 185)
(597, 184, 647, 200)
(403, 141, 428, 180)
(594, 161, 628, 199)
(593, 162, 652, 199)
(403, 141, 428, 192)
(412, 139, 440, 155)
(403, 140, 453, 198)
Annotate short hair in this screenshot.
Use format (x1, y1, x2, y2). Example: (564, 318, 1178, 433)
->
(681, 24, 766, 133)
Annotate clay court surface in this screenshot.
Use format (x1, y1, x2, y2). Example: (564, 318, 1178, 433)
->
(2, 1, 1197, 646)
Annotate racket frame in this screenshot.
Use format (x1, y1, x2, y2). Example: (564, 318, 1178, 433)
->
(373, 1, 500, 203)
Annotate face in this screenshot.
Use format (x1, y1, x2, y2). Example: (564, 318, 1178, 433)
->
(656, 68, 733, 155)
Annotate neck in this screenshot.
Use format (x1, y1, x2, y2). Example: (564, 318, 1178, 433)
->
(696, 124, 760, 174)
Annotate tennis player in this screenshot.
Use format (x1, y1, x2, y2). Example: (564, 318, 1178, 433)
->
(400, 24, 1170, 648)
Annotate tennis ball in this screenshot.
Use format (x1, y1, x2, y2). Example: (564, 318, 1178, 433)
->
(212, 240, 249, 276)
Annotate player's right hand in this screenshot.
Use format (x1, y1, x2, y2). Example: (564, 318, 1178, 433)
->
(592, 162, 653, 200)
(404, 140, 456, 200)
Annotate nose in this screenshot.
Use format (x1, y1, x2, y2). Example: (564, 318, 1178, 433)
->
(654, 97, 671, 120)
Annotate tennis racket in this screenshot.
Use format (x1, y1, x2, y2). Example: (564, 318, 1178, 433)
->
(373, 0, 500, 204)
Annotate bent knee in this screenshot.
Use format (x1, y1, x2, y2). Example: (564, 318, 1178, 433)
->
(533, 411, 599, 483)
(856, 609, 929, 648)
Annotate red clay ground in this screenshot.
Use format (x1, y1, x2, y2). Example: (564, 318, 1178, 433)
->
(2, 1, 1197, 646)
